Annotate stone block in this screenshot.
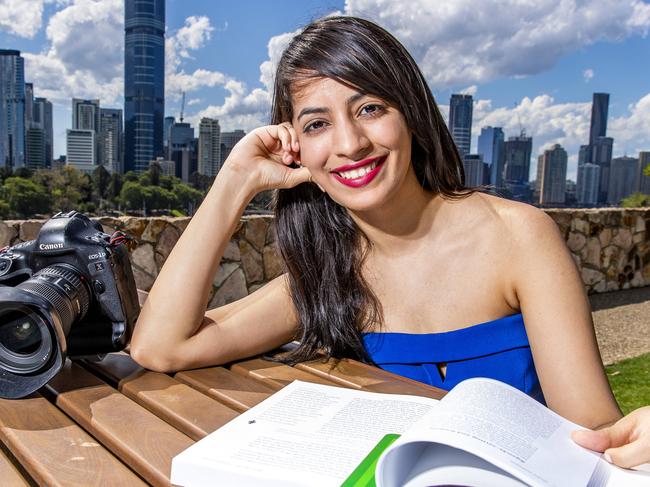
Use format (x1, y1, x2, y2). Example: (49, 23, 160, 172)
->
(19, 220, 43, 241)
(567, 232, 586, 252)
(155, 225, 180, 260)
(170, 217, 191, 234)
(244, 216, 268, 252)
(263, 244, 284, 280)
(223, 239, 241, 261)
(602, 245, 619, 270)
(0, 221, 17, 247)
(265, 222, 277, 246)
(582, 238, 601, 267)
(581, 267, 604, 286)
(239, 240, 263, 283)
(213, 262, 240, 288)
(122, 217, 147, 239)
(132, 266, 155, 292)
(598, 228, 612, 247)
(571, 218, 589, 235)
(209, 268, 247, 308)
(132, 243, 157, 277)
(612, 229, 633, 250)
(636, 215, 646, 233)
(141, 218, 167, 243)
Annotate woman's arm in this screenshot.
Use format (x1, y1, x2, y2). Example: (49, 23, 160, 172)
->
(130, 124, 309, 372)
(508, 205, 622, 428)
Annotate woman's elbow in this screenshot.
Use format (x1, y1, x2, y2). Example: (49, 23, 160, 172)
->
(129, 341, 178, 373)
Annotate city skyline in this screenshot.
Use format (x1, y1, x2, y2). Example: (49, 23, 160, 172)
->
(1, 0, 649, 181)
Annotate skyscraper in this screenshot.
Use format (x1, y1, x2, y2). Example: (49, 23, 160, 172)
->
(538, 144, 567, 206)
(34, 97, 53, 167)
(219, 130, 246, 167)
(99, 108, 123, 173)
(448, 94, 473, 157)
(589, 93, 609, 147)
(503, 133, 532, 183)
(168, 120, 195, 181)
(198, 118, 221, 177)
(477, 126, 505, 188)
(24, 82, 46, 169)
(462, 154, 486, 187)
(124, 0, 165, 173)
(576, 163, 600, 206)
(72, 98, 100, 131)
(0, 49, 25, 169)
(608, 156, 639, 205)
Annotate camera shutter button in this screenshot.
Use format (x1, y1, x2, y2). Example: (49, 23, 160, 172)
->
(93, 280, 105, 294)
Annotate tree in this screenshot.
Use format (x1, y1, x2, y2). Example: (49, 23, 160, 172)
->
(149, 161, 162, 186)
(1, 177, 50, 217)
(92, 165, 112, 207)
(119, 181, 147, 212)
(622, 192, 650, 208)
(173, 183, 203, 214)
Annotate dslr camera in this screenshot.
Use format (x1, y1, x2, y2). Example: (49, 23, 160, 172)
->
(0, 211, 140, 399)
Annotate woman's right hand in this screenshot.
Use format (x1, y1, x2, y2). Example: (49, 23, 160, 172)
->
(221, 123, 312, 196)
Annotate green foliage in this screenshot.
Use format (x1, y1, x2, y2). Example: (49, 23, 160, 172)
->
(606, 352, 650, 414)
(173, 183, 203, 212)
(0, 177, 50, 217)
(621, 192, 650, 208)
(0, 199, 10, 219)
(644, 163, 650, 177)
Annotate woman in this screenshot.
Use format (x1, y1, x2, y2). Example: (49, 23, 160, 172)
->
(131, 16, 621, 429)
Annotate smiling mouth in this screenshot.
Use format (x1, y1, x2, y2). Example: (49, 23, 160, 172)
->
(331, 156, 387, 179)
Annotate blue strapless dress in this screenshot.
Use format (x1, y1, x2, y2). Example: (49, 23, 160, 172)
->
(363, 313, 545, 403)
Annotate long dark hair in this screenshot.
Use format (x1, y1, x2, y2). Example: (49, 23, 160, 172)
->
(271, 16, 471, 364)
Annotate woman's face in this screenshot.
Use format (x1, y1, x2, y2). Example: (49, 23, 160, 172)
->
(290, 77, 414, 213)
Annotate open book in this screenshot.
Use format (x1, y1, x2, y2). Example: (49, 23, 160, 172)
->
(170, 378, 650, 487)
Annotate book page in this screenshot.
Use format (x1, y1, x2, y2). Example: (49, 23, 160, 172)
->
(377, 378, 650, 487)
(171, 380, 438, 487)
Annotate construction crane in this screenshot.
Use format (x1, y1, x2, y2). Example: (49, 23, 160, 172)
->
(180, 91, 186, 123)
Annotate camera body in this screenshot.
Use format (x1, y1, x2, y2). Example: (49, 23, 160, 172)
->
(0, 211, 140, 398)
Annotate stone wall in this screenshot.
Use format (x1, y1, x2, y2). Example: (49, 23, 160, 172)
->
(1, 208, 649, 303)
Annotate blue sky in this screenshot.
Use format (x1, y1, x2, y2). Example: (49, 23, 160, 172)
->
(1, 0, 649, 180)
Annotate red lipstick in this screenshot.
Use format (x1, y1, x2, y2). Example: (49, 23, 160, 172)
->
(331, 155, 387, 188)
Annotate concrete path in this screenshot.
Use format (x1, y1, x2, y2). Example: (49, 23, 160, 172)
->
(590, 287, 650, 365)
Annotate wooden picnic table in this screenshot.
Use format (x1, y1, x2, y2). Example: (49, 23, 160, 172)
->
(0, 293, 446, 486)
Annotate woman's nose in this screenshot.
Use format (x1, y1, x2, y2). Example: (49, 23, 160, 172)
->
(333, 119, 372, 161)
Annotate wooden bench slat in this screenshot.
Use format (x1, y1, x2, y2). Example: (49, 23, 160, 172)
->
(175, 367, 275, 412)
(0, 444, 31, 487)
(81, 354, 239, 441)
(230, 358, 349, 390)
(42, 361, 194, 487)
(296, 359, 446, 399)
(0, 394, 145, 487)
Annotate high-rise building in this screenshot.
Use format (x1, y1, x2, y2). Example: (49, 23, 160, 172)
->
(24, 82, 46, 169)
(163, 115, 175, 152)
(503, 133, 532, 183)
(24, 82, 34, 127)
(66, 129, 95, 173)
(608, 156, 639, 205)
(198, 118, 221, 177)
(99, 108, 123, 173)
(462, 154, 486, 187)
(589, 93, 609, 147)
(638, 152, 650, 195)
(538, 144, 567, 206)
(168, 121, 195, 181)
(219, 130, 246, 167)
(0, 49, 26, 169)
(477, 126, 505, 188)
(592, 136, 613, 203)
(576, 163, 600, 206)
(124, 0, 165, 173)
(33, 97, 53, 167)
(72, 98, 100, 131)
(448, 94, 473, 157)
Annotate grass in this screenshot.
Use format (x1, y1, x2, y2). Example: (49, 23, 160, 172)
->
(605, 352, 650, 414)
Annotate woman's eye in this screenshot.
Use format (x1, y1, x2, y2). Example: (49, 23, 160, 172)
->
(304, 120, 327, 133)
(360, 104, 384, 116)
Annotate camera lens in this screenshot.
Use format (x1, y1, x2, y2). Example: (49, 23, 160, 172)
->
(0, 310, 42, 354)
(0, 305, 52, 374)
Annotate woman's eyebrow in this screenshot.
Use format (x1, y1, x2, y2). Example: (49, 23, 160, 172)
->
(296, 92, 367, 121)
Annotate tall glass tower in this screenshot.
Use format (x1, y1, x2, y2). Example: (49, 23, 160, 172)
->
(589, 93, 609, 146)
(0, 49, 25, 169)
(124, 0, 165, 173)
(448, 94, 473, 157)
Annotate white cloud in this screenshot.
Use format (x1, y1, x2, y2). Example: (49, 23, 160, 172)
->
(460, 85, 478, 96)
(0, 0, 49, 38)
(345, 0, 650, 88)
(583, 69, 594, 82)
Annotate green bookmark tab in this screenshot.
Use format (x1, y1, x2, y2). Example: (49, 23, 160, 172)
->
(340, 434, 401, 487)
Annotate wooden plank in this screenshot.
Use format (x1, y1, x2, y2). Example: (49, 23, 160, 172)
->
(231, 358, 349, 391)
(0, 444, 31, 487)
(175, 367, 275, 412)
(296, 359, 446, 400)
(81, 354, 238, 441)
(0, 394, 145, 487)
(42, 361, 194, 487)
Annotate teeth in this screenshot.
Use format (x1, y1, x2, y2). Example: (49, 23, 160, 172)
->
(339, 161, 378, 180)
